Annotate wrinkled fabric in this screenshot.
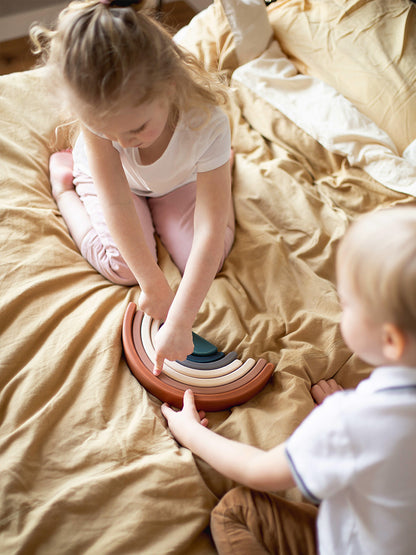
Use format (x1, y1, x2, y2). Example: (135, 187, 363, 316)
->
(268, 0, 416, 154)
(1, 0, 415, 551)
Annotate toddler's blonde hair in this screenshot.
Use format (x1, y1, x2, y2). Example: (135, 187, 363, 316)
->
(337, 206, 416, 334)
(30, 0, 228, 119)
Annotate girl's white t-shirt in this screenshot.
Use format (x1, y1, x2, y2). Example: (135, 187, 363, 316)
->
(73, 105, 231, 198)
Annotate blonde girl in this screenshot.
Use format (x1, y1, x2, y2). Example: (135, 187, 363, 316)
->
(31, 0, 235, 374)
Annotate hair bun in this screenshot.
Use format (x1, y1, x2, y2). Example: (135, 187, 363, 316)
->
(103, 0, 143, 6)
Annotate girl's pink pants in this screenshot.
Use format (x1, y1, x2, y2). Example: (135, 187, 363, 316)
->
(74, 170, 235, 285)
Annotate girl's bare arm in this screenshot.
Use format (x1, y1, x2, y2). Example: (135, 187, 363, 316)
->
(153, 160, 232, 371)
(83, 128, 174, 319)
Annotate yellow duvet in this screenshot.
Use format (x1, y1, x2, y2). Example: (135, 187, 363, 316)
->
(1, 0, 415, 552)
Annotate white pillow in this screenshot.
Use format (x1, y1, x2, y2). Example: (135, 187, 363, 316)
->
(220, 0, 272, 64)
(175, 0, 272, 67)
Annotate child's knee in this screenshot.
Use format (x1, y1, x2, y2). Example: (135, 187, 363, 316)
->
(49, 151, 75, 200)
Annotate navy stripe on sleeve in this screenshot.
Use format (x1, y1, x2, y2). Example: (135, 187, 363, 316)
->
(285, 447, 321, 505)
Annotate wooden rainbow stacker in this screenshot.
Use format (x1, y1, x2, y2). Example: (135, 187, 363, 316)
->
(122, 302, 275, 411)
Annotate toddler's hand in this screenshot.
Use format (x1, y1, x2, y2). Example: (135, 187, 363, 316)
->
(311, 379, 343, 405)
(153, 321, 194, 375)
(161, 389, 208, 447)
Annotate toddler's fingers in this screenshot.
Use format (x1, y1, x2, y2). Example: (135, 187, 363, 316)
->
(183, 389, 201, 415)
(311, 379, 342, 404)
(183, 388, 195, 407)
(161, 402, 175, 420)
(198, 409, 208, 426)
(327, 378, 343, 392)
(183, 390, 208, 424)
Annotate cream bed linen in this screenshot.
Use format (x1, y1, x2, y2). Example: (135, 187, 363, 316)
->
(1, 0, 415, 552)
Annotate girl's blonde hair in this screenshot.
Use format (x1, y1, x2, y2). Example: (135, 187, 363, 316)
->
(30, 0, 228, 119)
(337, 206, 416, 334)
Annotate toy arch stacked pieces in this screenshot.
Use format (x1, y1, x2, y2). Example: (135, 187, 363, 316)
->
(122, 302, 275, 411)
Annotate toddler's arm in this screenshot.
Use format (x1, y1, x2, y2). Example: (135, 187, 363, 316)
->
(161, 390, 296, 492)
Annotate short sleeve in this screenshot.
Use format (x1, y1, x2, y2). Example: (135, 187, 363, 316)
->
(285, 392, 356, 503)
(196, 107, 231, 173)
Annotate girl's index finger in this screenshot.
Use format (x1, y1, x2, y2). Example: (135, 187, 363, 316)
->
(153, 355, 164, 376)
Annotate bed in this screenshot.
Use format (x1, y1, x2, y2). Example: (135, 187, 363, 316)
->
(1, 0, 415, 552)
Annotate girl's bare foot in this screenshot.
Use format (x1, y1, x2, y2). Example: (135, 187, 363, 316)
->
(49, 151, 74, 201)
(311, 379, 343, 405)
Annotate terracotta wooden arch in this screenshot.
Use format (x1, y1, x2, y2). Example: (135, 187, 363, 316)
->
(122, 302, 275, 411)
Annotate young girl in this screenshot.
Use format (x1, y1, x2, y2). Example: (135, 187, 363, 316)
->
(31, 0, 234, 374)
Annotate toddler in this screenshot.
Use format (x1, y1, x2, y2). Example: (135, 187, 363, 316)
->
(162, 206, 416, 554)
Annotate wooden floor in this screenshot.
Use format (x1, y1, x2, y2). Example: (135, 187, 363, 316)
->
(0, 1, 196, 76)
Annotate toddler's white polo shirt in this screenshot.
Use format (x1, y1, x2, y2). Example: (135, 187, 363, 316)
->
(285, 366, 416, 555)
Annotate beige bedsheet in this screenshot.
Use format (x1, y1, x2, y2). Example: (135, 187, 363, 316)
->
(1, 1, 415, 552)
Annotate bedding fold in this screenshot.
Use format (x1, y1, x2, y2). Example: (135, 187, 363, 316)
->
(1, 1, 415, 551)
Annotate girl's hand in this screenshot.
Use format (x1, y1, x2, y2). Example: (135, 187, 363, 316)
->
(138, 282, 175, 322)
(161, 389, 208, 447)
(152, 320, 194, 375)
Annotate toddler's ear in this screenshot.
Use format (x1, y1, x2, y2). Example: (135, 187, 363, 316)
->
(382, 323, 406, 362)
